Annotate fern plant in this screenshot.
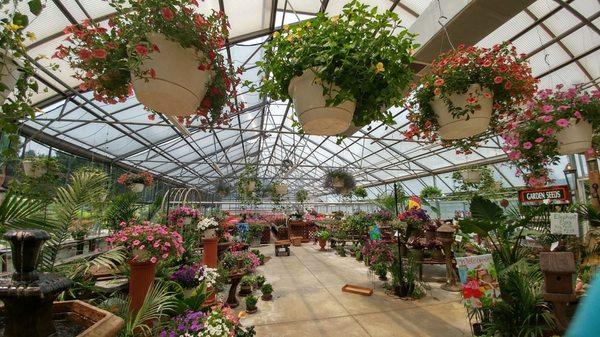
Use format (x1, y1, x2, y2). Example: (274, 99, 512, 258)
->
(41, 170, 108, 271)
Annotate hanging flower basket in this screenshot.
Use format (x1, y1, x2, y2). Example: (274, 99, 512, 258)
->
(274, 183, 288, 195)
(288, 69, 355, 136)
(460, 170, 482, 184)
(129, 183, 145, 193)
(22, 159, 47, 178)
(131, 33, 213, 116)
(324, 169, 355, 194)
(244, 181, 256, 193)
(555, 119, 593, 155)
(332, 177, 344, 188)
(0, 51, 18, 105)
(430, 84, 493, 140)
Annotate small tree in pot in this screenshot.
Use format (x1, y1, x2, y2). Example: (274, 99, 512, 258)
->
(315, 230, 330, 251)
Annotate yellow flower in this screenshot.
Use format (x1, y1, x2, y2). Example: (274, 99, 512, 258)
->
(283, 24, 290, 31)
(286, 34, 294, 42)
(272, 31, 280, 38)
(330, 15, 340, 23)
(296, 27, 302, 33)
(26, 31, 36, 41)
(305, 21, 312, 28)
(375, 62, 385, 74)
(6, 23, 24, 31)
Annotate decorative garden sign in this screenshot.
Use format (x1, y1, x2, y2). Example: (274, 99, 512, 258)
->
(517, 185, 570, 205)
(550, 212, 579, 236)
(456, 254, 500, 309)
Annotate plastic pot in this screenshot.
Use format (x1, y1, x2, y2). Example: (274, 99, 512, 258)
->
(129, 183, 145, 193)
(555, 119, 593, 155)
(461, 170, 482, 184)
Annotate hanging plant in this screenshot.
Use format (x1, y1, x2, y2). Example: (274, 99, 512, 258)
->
(353, 186, 368, 199)
(117, 171, 153, 193)
(1, 0, 45, 159)
(215, 181, 230, 197)
(249, 0, 417, 136)
(324, 169, 355, 194)
(419, 186, 442, 200)
(295, 188, 308, 204)
(236, 165, 261, 206)
(502, 85, 600, 186)
(404, 43, 537, 152)
(54, 0, 243, 129)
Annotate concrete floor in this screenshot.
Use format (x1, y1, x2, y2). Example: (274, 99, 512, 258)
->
(234, 243, 471, 337)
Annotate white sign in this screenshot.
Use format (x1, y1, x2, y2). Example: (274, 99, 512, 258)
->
(550, 212, 579, 236)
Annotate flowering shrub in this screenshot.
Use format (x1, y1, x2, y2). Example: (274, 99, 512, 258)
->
(362, 240, 394, 267)
(168, 206, 200, 226)
(171, 264, 219, 289)
(502, 85, 600, 185)
(106, 222, 184, 263)
(220, 250, 260, 273)
(405, 43, 537, 152)
(250, 0, 417, 131)
(372, 210, 393, 223)
(398, 208, 431, 226)
(159, 305, 254, 337)
(117, 171, 153, 186)
(54, 0, 242, 128)
(197, 217, 219, 231)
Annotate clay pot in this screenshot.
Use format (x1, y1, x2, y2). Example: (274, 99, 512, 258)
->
(132, 33, 213, 116)
(318, 238, 327, 251)
(431, 83, 492, 140)
(129, 260, 156, 315)
(203, 237, 218, 268)
(288, 69, 355, 136)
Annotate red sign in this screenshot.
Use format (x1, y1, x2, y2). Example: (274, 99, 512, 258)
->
(518, 185, 570, 205)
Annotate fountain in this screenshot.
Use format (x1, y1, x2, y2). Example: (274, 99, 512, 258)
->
(0, 229, 124, 337)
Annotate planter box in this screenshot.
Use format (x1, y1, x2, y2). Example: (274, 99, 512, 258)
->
(341, 284, 373, 296)
(52, 300, 124, 337)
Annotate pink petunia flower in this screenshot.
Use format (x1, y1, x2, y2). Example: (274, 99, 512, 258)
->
(556, 119, 570, 127)
(535, 137, 544, 143)
(523, 142, 533, 150)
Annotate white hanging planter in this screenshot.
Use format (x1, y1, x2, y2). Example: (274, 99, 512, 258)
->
(332, 177, 344, 188)
(244, 181, 256, 193)
(430, 84, 493, 140)
(0, 51, 19, 105)
(288, 69, 355, 136)
(129, 183, 145, 193)
(22, 160, 46, 178)
(275, 184, 288, 195)
(461, 170, 482, 184)
(132, 33, 213, 116)
(555, 119, 593, 155)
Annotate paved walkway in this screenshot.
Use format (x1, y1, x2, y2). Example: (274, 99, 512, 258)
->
(237, 243, 471, 337)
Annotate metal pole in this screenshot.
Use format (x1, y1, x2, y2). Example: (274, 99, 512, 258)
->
(394, 183, 406, 295)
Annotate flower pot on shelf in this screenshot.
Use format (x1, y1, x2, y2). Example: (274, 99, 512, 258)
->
(22, 160, 47, 178)
(430, 84, 493, 140)
(128, 260, 156, 315)
(131, 33, 213, 117)
(0, 51, 19, 105)
(129, 183, 145, 193)
(461, 170, 481, 184)
(555, 119, 593, 155)
(288, 69, 355, 136)
(244, 181, 256, 192)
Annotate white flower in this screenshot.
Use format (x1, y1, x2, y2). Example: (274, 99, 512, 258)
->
(197, 217, 218, 231)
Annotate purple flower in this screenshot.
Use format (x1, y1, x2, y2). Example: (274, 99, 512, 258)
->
(171, 265, 199, 288)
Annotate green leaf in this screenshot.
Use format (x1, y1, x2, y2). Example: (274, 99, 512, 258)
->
(28, 0, 43, 16)
(470, 195, 504, 222)
(458, 218, 498, 238)
(12, 12, 29, 28)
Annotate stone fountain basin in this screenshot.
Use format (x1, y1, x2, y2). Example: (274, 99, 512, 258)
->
(52, 300, 124, 337)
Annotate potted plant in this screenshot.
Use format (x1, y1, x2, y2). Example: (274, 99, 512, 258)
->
(106, 222, 184, 313)
(215, 181, 231, 197)
(236, 165, 261, 206)
(117, 171, 153, 192)
(253, 275, 266, 290)
(251, 0, 417, 136)
(251, 249, 266, 265)
(373, 262, 388, 281)
(168, 206, 200, 227)
(260, 283, 273, 301)
(197, 217, 219, 239)
(239, 275, 254, 297)
(408, 239, 425, 261)
(354, 187, 368, 199)
(502, 84, 600, 186)
(404, 43, 537, 151)
(55, 0, 242, 126)
(295, 188, 308, 205)
(460, 168, 482, 184)
(1, 1, 43, 160)
(336, 245, 347, 257)
(69, 214, 94, 255)
(423, 222, 439, 241)
(315, 230, 330, 251)
(324, 169, 355, 194)
(247, 223, 264, 247)
(21, 156, 59, 178)
(171, 264, 200, 298)
(274, 182, 288, 196)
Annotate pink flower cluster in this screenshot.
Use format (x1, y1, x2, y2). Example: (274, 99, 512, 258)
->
(106, 222, 185, 263)
(168, 206, 201, 227)
(231, 250, 261, 271)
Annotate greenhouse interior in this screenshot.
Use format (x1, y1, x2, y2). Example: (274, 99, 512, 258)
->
(0, 0, 599, 336)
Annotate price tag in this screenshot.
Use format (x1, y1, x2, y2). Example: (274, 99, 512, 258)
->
(454, 235, 463, 242)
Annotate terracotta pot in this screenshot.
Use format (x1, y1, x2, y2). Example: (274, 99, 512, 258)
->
(128, 260, 156, 315)
(555, 119, 593, 154)
(461, 170, 481, 184)
(22, 160, 46, 178)
(129, 183, 145, 193)
(288, 69, 355, 136)
(431, 84, 492, 140)
(0, 51, 19, 105)
(318, 238, 327, 251)
(203, 237, 218, 267)
(132, 33, 213, 116)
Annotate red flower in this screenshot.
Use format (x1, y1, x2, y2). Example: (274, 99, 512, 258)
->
(504, 81, 512, 90)
(148, 114, 156, 121)
(152, 44, 160, 52)
(160, 7, 174, 21)
(78, 49, 92, 60)
(135, 44, 148, 56)
(434, 78, 444, 87)
(494, 76, 503, 84)
(149, 68, 156, 79)
(201, 97, 212, 108)
(208, 51, 216, 60)
(210, 87, 220, 95)
(92, 49, 107, 59)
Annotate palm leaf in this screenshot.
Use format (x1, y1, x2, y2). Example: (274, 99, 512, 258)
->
(0, 190, 51, 233)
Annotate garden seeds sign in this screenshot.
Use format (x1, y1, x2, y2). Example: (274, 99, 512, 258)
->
(518, 185, 570, 205)
(550, 212, 579, 236)
(456, 254, 500, 309)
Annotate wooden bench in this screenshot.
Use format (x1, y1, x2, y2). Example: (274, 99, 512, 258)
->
(275, 240, 291, 256)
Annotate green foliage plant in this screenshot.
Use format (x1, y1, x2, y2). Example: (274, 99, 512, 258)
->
(315, 230, 330, 241)
(323, 169, 355, 193)
(295, 188, 308, 204)
(236, 164, 262, 206)
(245, 294, 258, 309)
(353, 186, 368, 199)
(251, 0, 417, 131)
(419, 186, 442, 200)
(260, 283, 272, 295)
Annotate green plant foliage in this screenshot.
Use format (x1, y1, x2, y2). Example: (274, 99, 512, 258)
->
(315, 230, 330, 240)
(245, 294, 258, 308)
(295, 188, 308, 204)
(236, 165, 262, 206)
(251, 0, 417, 131)
(323, 169, 355, 194)
(9, 157, 63, 203)
(353, 186, 368, 199)
(0, 189, 49, 235)
(240, 275, 255, 287)
(254, 275, 266, 288)
(419, 186, 442, 200)
(104, 191, 140, 230)
(375, 184, 408, 213)
(261, 283, 273, 295)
